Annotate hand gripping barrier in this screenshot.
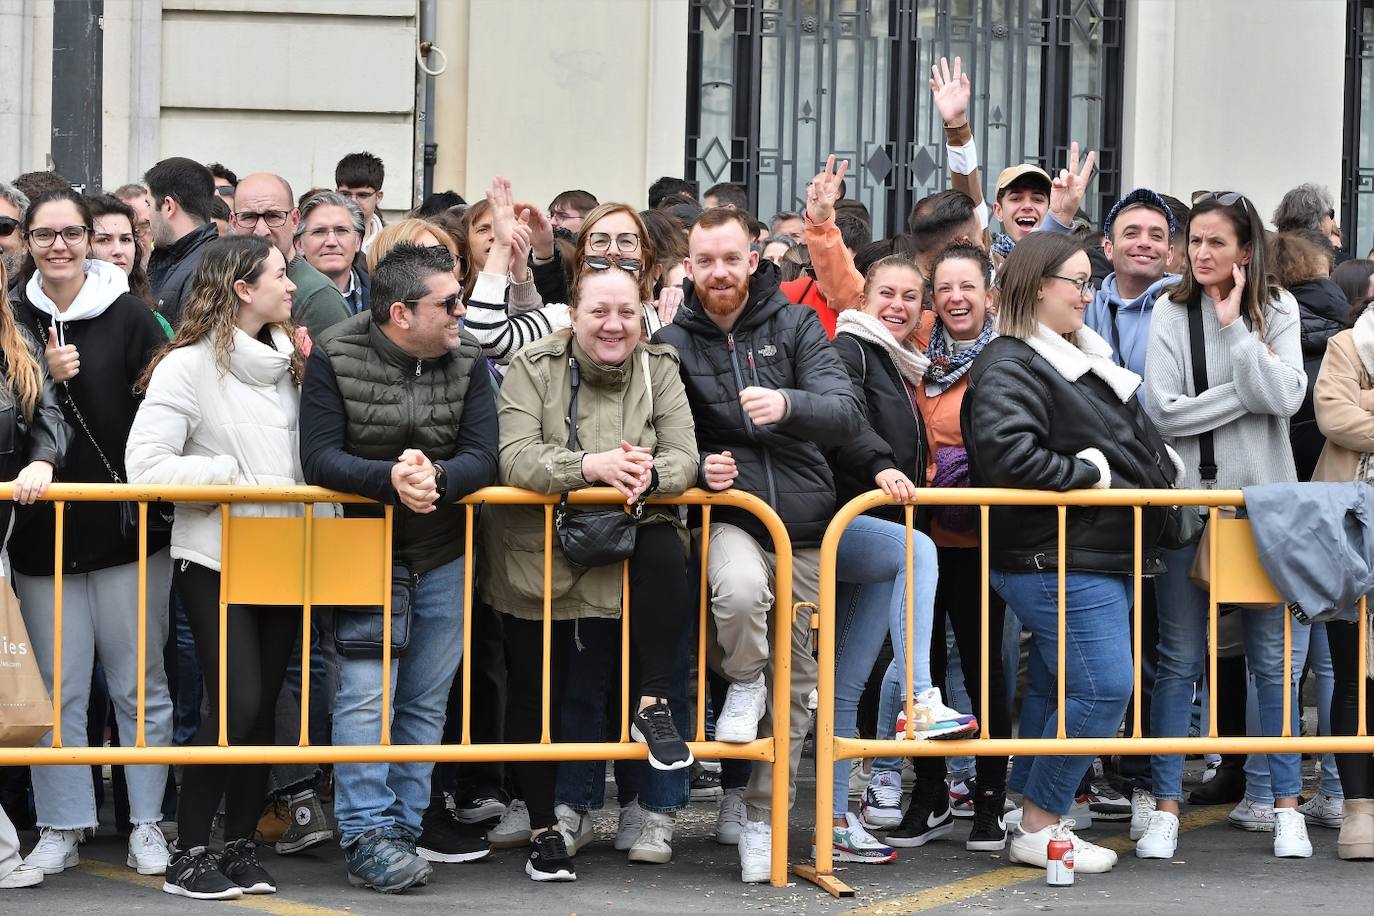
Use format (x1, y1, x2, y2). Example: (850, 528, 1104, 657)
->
(0, 482, 798, 887)
(798, 487, 1372, 898)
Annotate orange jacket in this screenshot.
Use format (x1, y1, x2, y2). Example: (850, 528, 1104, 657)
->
(913, 311, 976, 548)
(779, 275, 837, 338)
(804, 211, 864, 314)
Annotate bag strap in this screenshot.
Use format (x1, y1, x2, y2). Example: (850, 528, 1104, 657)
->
(564, 357, 582, 451)
(1185, 304, 1218, 487)
(641, 349, 653, 417)
(65, 383, 123, 485)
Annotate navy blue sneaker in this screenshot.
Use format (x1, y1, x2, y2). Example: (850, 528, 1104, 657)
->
(343, 828, 433, 894)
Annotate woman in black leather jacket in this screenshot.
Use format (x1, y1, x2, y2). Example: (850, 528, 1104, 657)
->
(962, 231, 1175, 877)
(0, 258, 65, 524)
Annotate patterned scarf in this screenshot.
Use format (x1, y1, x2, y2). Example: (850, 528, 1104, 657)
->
(991, 232, 1016, 261)
(924, 316, 996, 396)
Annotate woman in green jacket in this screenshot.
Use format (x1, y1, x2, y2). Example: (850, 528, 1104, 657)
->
(484, 265, 699, 883)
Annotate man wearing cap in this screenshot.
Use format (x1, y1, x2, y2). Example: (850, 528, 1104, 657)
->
(989, 147, 1095, 264)
(1084, 188, 1181, 391)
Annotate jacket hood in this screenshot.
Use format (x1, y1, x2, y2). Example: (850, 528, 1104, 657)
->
(226, 325, 294, 388)
(678, 258, 787, 335)
(1099, 272, 1179, 313)
(26, 258, 131, 336)
(1290, 278, 1350, 325)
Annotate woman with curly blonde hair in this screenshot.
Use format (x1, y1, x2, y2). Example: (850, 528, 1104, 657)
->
(126, 235, 307, 900)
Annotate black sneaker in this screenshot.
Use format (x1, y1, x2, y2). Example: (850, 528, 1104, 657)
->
(455, 788, 508, 825)
(690, 763, 723, 801)
(630, 702, 693, 771)
(162, 845, 242, 900)
(220, 838, 277, 895)
(417, 805, 492, 863)
(526, 830, 576, 882)
(965, 790, 1008, 851)
(884, 780, 953, 848)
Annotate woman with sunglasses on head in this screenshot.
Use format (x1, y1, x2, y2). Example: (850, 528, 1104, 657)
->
(9, 189, 175, 880)
(1140, 191, 1308, 861)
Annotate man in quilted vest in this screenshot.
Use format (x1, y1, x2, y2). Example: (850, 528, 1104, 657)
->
(300, 242, 498, 893)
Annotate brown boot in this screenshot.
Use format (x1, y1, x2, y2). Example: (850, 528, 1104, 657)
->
(1338, 798, 1374, 861)
(252, 795, 290, 845)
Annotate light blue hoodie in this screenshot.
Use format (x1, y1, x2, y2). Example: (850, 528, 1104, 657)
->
(1084, 272, 1179, 410)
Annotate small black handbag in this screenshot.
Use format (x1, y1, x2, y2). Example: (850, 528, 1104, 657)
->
(334, 564, 417, 658)
(554, 357, 642, 569)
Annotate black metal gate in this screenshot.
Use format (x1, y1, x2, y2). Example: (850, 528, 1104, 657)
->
(1344, 0, 1374, 259)
(686, 0, 1124, 237)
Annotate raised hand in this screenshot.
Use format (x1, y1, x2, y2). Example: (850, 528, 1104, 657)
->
(1214, 262, 1247, 328)
(806, 154, 849, 225)
(510, 216, 533, 282)
(1050, 141, 1097, 225)
(929, 56, 970, 126)
(486, 176, 517, 247)
(514, 200, 556, 260)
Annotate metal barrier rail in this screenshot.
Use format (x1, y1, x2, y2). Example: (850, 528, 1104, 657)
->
(0, 482, 798, 887)
(799, 487, 1372, 897)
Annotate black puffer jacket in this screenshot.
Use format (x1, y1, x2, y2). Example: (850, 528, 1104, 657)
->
(653, 261, 862, 547)
(147, 221, 219, 328)
(961, 336, 1174, 574)
(830, 333, 924, 522)
(1289, 278, 1350, 481)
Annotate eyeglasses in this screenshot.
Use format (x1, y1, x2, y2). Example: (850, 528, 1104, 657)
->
(304, 225, 360, 241)
(402, 293, 464, 317)
(338, 188, 377, 202)
(583, 256, 641, 274)
(0, 217, 18, 238)
(215, 186, 235, 198)
(587, 231, 640, 254)
(133, 219, 151, 240)
(550, 209, 580, 222)
(24, 225, 91, 247)
(1050, 274, 1095, 297)
(234, 210, 290, 229)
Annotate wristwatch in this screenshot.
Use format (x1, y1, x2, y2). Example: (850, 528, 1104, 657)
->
(433, 463, 448, 501)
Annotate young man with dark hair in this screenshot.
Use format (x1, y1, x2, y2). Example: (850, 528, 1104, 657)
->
(207, 162, 238, 204)
(144, 157, 219, 326)
(648, 176, 698, 210)
(300, 242, 498, 893)
(335, 152, 386, 253)
(703, 182, 748, 211)
(547, 189, 597, 235)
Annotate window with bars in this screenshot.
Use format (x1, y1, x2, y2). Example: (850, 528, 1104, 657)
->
(1344, 0, 1374, 259)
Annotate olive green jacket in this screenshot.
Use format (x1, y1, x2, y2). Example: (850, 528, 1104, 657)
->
(481, 331, 698, 620)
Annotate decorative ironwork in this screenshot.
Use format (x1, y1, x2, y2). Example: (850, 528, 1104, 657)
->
(687, 0, 1124, 237)
(1343, 0, 1374, 258)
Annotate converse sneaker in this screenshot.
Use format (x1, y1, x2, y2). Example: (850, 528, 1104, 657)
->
(555, 804, 594, 856)
(690, 763, 723, 802)
(737, 818, 771, 883)
(948, 778, 976, 818)
(1009, 819, 1116, 874)
(24, 827, 81, 875)
(716, 787, 746, 845)
(276, 790, 333, 855)
(1299, 791, 1344, 829)
(860, 769, 904, 830)
(343, 827, 432, 894)
(628, 811, 674, 864)
(0, 862, 42, 889)
(220, 838, 276, 894)
(716, 674, 768, 743)
(126, 822, 170, 875)
(526, 830, 576, 882)
(454, 790, 507, 825)
(1129, 788, 1157, 840)
(828, 812, 896, 864)
(488, 799, 532, 848)
(895, 688, 978, 740)
(1274, 807, 1313, 858)
(631, 701, 694, 770)
(884, 781, 953, 848)
(966, 790, 1008, 851)
(1135, 810, 1180, 859)
(615, 799, 646, 851)
(417, 805, 492, 863)
(1085, 781, 1131, 821)
(161, 845, 242, 900)
(1229, 798, 1276, 832)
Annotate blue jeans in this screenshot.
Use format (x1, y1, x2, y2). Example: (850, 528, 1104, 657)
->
(1242, 615, 1315, 803)
(992, 569, 1133, 816)
(170, 588, 203, 746)
(1302, 623, 1343, 799)
(831, 517, 938, 811)
(333, 556, 464, 844)
(1150, 544, 1310, 802)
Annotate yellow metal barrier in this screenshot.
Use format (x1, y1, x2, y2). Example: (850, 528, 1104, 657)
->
(799, 487, 1372, 898)
(0, 482, 797, 887)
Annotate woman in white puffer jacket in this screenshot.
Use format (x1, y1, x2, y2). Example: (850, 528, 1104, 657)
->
(125, 235, 306, 901)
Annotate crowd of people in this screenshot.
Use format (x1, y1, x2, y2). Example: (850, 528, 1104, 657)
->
(0, 56, 1371, 900)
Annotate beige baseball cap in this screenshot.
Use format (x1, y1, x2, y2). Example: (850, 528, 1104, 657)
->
(995, 163, 1052, 198)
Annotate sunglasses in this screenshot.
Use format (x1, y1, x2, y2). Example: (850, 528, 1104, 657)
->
(402, 293, 464, 317)
(215, 186, 235, 198)
(0, 217, 17, 238)
(1191, 190, 1247, 208)
(582, 256, 641, 274)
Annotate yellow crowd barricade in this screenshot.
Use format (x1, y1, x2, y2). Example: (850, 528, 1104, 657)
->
(0, 482, 798, 888)
(799, 487, 1372, 898)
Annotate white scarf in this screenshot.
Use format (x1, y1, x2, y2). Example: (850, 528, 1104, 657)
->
(25, 258, 130, 345)
(1354, 307, 1374, 378)
(834, 309, 931, 385)
(1022, 322, 1142, 403)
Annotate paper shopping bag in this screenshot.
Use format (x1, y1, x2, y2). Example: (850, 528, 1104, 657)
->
(0, 577, 52, 746)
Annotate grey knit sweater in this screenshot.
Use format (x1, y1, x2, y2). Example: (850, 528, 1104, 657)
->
(1143, 289, 1306, 488)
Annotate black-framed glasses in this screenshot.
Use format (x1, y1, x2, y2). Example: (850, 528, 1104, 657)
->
(586, 231, 640, 254)
(1050, 274, 1095, 297)
(338, 188, 377, 202)
(24, 225, 90, 247)
(583, 255, 641, 274)
(402, 293, 463, 317)
(234, 210, 290, 229)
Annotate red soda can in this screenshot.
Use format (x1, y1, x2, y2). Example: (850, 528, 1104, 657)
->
(1046, 837, 1074, 886)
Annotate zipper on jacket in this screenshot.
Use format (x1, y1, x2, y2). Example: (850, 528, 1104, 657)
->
(725, 334, 756, 438)
(746, 345, 780, 509)
(884, 349, 928, 480)
(414, 359, 422, 378)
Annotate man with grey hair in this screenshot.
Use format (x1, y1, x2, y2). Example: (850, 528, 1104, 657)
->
(0, 181, 29, 281)
(296, 191, 368, 316)
(1273, 182, 1337, 236)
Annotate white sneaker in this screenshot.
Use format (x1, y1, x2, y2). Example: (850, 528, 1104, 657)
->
(1005, 797, 1091, 832)
(737, 818, 771, 883)
(24, 827, 81, 875)
(127, 823, 170, 875)
(628, 811, 674, 864)
(1229, 798, 1276, 832)
(1129, 789, 1157, 840)
(716, 788, 746, 845)
(896, 688, 978, 740)
(1200, 753, 1222, 783)
(860, 770, 904, 830)
(554, 804, 594, 856)
(1009, 819, 1117, 874)
(0, 862, 42, 889)
(827, 812, 896, 864)
(716, 674, 768, 743)
(1299, 792, 1344, 829)
(614, 800, 645, 851)
(1134, 810, 1179, 859)
(847, 760, 871, 798)
(1274, 807, 1313, 858)
(488, 799, 532, 848)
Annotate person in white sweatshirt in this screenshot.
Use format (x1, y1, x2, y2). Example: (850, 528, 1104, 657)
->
(126, 235, 306, 901)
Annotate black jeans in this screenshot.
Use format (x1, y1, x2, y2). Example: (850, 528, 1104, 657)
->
(917, 546, 1012, 793)
(1328, 618, 1374, 798)
(173, 561, 299, 848)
